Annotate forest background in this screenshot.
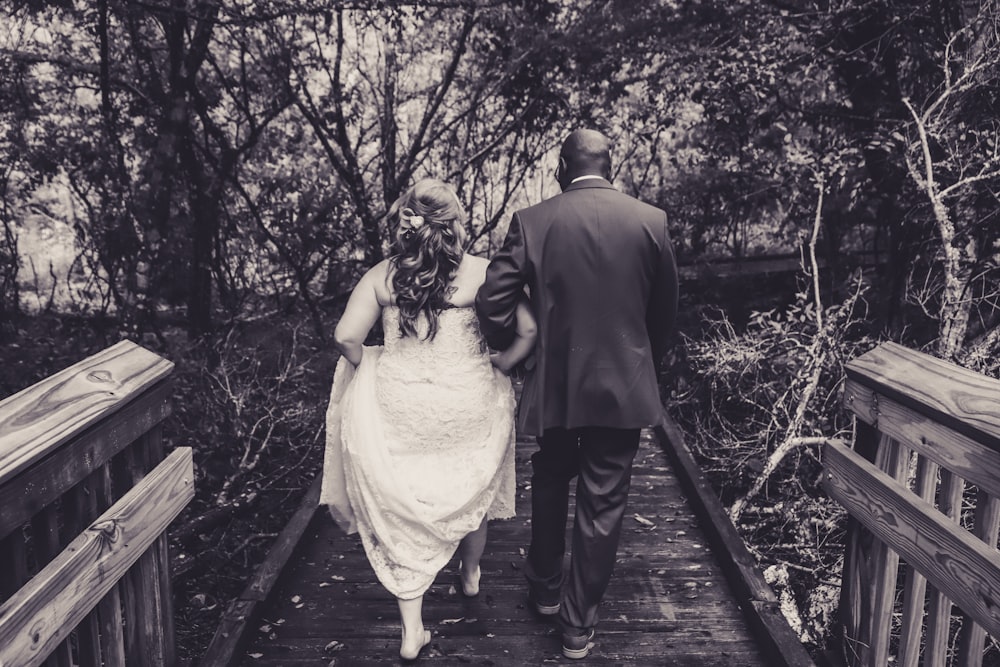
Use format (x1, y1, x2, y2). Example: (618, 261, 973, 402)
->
(2, 0, 999, 662)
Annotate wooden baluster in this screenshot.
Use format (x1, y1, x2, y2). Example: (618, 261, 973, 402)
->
(867, 435, 907, 667)
(96, 460, 127, 667)
(148, 427, 178, 666)
(955, 491, 1000, 667)
(896, 454, 939, 667)
(65, 475, 103, 667)
(0, 526, 29, 603)
(924, 469, 964, 667)
(112, 445, 143, 665)
(837, 420, 881, 667)
(127, 428, 171, 667)
(31, 505, 73, 667)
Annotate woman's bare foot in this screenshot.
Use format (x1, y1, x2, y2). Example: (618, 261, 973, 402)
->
(399, 627, 431, 661)
(459, 562, 481, 597)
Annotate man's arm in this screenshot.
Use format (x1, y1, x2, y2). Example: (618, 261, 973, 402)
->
(646, 213, 679, 369)
(476, 212, 529, 350)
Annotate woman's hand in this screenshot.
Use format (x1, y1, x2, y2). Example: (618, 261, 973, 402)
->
(490, 352, 513, 375)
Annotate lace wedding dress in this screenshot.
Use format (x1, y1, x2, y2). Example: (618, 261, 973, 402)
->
(321, 306, 516, 599)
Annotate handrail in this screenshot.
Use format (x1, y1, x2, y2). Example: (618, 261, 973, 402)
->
(0, 341, 193, 667)
(822, 342, 1000, 667)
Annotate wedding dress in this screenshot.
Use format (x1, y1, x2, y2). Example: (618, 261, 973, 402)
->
(321, 306, 516, 599)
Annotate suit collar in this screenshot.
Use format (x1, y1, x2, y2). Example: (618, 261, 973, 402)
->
(563, 178, 614, 193)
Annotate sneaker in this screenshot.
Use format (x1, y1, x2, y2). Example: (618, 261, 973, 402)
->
(561, 628, 595, 660)
(527, 591, 560, 616)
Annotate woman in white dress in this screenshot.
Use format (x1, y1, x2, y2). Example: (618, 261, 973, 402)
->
(324, 178, 537, 660)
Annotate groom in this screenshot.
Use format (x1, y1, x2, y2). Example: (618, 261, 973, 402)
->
(476, 129, 679, 659)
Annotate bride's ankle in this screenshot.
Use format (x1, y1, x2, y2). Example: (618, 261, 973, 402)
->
(400, 626, 429, 659)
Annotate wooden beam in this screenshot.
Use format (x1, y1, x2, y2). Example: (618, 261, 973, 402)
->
(844, 378, 1000, 498)
(844, 342, 1000, 454)
(822, 440, 1000, 639)
(0, 340, 174, 486)
(655, 417, 817, 667)
(0, 380, 173, 541)
(0, 448, 194, 667)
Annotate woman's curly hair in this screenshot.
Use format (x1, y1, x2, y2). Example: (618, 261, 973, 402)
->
(387, 179, 468, 340)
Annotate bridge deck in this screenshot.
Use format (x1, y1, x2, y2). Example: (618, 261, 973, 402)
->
(238, 424, 771, 666)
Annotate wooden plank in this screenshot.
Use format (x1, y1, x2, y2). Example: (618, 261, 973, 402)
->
(897, 454, 938, 667)
(822, 440, 1000, 639)
(95, 462, 126, 667)
(239, 428, 773, 666)
(925, 469, 964, 667)
(867, 437, 905, 667)
(844, 341, 1000, 454)
(0, 447, 194, 667)
(200, 474, 322, 667)
(0, 340, 174, 486)
(844, 378, 1000, 498)
(29, 505, 73, 667)
(655, 418, 816, 667)
(0, 381, 172, 541)
(955, 491, 1000, 667)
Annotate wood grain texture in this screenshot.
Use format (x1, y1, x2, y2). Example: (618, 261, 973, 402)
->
(0, 340, 174, 486)
(0, 447, 194, 667)
(897, 454, 938, 667)
(868, 437, 905, 667)
(844, 378, 1000, 498)
(822, 440, 1000, 640)
(656, 417, 816, 667)
(844, 341, 1000, 454)
(237, 426, 780, 666)
(0, 381, 172, 542)
(924, 468, 964, 667)
(955, 491, 1000, 667)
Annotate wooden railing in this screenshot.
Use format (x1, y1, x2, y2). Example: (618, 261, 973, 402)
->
(0, 341, 193, 667)
(822, 342, 1000, 667)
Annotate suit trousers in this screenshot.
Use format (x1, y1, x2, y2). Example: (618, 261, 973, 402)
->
(523, 426, 641, 634)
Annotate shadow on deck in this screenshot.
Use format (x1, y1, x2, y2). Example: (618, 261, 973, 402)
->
(233, 426, 784, 666)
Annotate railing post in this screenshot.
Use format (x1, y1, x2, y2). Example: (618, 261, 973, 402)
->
(835, 419, 880, 667)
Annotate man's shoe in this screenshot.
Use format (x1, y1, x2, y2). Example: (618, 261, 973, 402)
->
(561, 628, 595, 660)
(527, 591, 560, 616)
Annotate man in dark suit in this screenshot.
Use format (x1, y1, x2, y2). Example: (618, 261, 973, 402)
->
(475, 129, 679, 659)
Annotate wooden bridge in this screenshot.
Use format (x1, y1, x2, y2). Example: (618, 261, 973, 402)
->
(1, 341, 999, 666)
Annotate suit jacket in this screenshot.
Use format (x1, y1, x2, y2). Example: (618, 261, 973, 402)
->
(475, 178, 679, 435)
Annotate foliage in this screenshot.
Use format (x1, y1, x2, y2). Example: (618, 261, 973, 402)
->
(674, 270, 876, 650)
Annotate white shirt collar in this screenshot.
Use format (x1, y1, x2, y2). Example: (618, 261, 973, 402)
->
(570, 175, 606, 184)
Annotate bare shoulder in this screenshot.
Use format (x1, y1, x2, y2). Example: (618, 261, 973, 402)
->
(463, 253, 491, 274)
(362, 259, 394, 304)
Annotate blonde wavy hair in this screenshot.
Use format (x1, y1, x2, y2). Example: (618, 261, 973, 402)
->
(387, 179, 468, 340)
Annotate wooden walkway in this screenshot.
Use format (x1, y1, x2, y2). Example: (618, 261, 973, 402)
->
(237, 427, 772, 666)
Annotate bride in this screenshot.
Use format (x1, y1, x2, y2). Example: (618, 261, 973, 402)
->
(322, 178, 536, 660)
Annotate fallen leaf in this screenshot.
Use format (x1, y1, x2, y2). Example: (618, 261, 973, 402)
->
(633, 514, 655, 527)
(291, 595, 302, 603)
(330, 575, 345, 581)
(258, 624, 271, 633)
(324, 640, 344, 652)
(441, 617, 464, 625)
(248, 653, 263, 659)
(319, 582, 331, 588)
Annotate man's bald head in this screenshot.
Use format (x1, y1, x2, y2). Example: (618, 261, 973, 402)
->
(557, 129, 612, 189)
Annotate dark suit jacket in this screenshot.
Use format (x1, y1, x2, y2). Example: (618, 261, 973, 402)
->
(475, 178, 679, 436)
